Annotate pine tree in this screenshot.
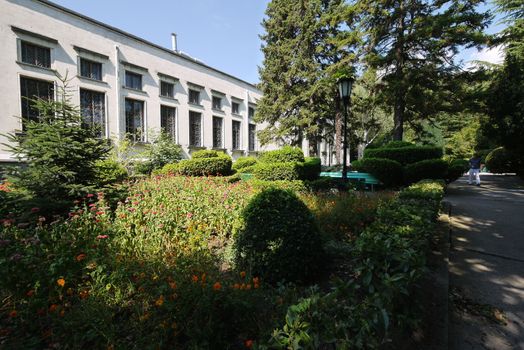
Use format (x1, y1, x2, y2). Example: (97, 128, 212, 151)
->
(3, 74, 110, 204)
(359, 0, 491, 140)
(256, 0, 359, 154)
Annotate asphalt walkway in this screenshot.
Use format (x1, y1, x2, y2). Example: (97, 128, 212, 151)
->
(446, 174, 524, 350)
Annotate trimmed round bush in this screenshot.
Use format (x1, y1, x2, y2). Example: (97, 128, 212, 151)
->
(191, 149, 223, 159)
(237, 165, 256, 174)
(364, 146, 443, 165)
(178, 156, 232, 176)
(300, 157, 321, 181)
(446, 159, 469, 183)
(235, 188, 324, 283)
(351, 158, 403, 187)
(94, 159, 128, 186)
(253, 162, 302, 181)
(485, 147, 514, 173)
(404, 159, 449, 184)
(259, 146, 305, 163)
(232, 156, 258, 171)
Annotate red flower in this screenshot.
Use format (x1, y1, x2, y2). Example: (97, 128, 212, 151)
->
(96, 235, 108, 239)
(244, 339, 254, 348)
(31, 207, 40, 213)
(86, 194, 94, 198)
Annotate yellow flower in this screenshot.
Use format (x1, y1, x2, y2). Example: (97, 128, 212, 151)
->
(57, 278, 65, 287)
(155, 295, 164, 307)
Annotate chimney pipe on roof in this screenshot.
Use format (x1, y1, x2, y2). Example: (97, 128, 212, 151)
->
(171, 33, 178, 52)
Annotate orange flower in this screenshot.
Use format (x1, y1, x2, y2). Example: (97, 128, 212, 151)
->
(79, 290, 89, 299)
(213, 282, 222, 291)
(49, 304, 58, 313)
(240, 271, 246, 278)
(240, 283, 246, 290)
(169, 282, 177, 290)
(59, 309, 65, 317)
(155, 295, 164, 307)
(254, 283, 260, 289)
(26, 289, 35, 297)
(245, 339, 254, 348)
(246, 283, 252, 290)
(201, 273, 206, 283)
(57, 278, 66, 287)
(8, 310, 17, 318)
(191, 275, 199, 283)
(233, 283, 240, 290)
(252, 277, 260, 285)
(76, 253, 87, 262)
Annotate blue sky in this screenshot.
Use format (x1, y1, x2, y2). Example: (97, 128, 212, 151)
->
(50, 0, 504, 83)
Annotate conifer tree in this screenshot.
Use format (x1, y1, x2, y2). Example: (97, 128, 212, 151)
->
(3, 74, 110, 204)
(359, 0, 491, 140)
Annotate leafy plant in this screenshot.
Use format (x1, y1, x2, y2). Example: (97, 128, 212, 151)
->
(485, 147, 515, 173)
(351, 158, 403, 187)
(177, 155, 232, 176)
(364, 146, 443, 165)
(259, 146, 305, 163)
(403, 159, 448, 184)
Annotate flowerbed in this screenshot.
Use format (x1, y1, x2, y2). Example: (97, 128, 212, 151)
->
(0, 175, 438, 349)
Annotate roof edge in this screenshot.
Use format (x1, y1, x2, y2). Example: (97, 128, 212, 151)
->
(35, 0, 260, 91)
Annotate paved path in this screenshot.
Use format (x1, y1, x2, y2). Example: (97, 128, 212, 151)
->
(446, 174, 524, 350)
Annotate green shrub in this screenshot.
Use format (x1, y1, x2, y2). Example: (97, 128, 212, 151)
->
(153, 162, 179, 176)
(485, 147, 514, 173)
(301, 157, 321, 181)
(178, 156, 232, 176)
(306, 177, 350, 192)
(191, 149, 223, 159)
(249, 179, 309, 193)
(446, 159, 469, 183)
(235, 188, 324, 283)
(259, 146, 305, 163)
(253, 162, 302, 181)
(399, 179, 446, 202)
(404, 159, 448, 184)
(232, 156, 258, 171)
(351, 158, 403, 187)
(94, 159, 128, 186)
(364, 145, 443, 165)
(237, 165, 256, 174)
(384, 140, 413, 148)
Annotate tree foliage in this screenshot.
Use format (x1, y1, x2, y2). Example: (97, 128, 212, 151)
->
(3, 75, 110, 203)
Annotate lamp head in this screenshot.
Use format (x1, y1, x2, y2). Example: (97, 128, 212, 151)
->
(337, 77, 353, 102)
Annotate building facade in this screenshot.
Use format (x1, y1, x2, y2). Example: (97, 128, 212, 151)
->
(0, 0, 281, 164)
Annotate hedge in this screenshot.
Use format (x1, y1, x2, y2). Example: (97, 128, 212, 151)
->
(266, 180, 446, 348)
(177, 156, 232, 176)
(301, 157, 321, 181)
(259, 146, 305, 163)
(232, 156, 258, 171)
(404, 158, 449, 184)
(253, 162, 302, 181)
(191, 149, 223, 159)
(364, 145, 443, 165)
(384, 140, 413, 148)
(351, 157, 403, 187)
(446, 159, 469, 183)
(153, 162, 179, 176)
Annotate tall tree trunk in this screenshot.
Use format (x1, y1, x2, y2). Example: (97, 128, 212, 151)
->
(335, 111, 342, 165)
(393, 0, 406, 141)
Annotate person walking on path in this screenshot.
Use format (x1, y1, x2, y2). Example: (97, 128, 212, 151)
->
(468, 154, 482, 186)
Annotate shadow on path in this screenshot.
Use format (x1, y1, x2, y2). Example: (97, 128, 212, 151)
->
(446, 174, 524, 350)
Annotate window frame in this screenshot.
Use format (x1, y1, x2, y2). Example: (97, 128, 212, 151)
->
(232, 101, 240, 115)
(19, 76, 55, 129)
(20, 40, 51, 68)
(160, 81, 175, 98)
(79, 58, 103, 81)
(188, 89, 201, 105)
(124, 70, 143, 91)
(232, 120, 241, 150)
(124, 98, 145, 142)
(189, 111, 202, 147)
(212, 116, 223, 149)
(79, 88, 106, 137)
(249, 124, 256, 152)
(212, 96, 222, 110)
(161, 105, 177, 142)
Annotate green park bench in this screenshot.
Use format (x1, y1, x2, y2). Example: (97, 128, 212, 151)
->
(319, 171, 381, 191)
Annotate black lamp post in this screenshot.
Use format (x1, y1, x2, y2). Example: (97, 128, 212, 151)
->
(337, 77, 353, 181)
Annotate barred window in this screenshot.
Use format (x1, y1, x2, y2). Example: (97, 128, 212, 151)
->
(20, 76, 54, 129)
(80, 89, 105, 137)
(80, 58, 102, 81)
(249, 124, 256, 151)
(160, 81, 174, 98)
(21, 41, 51, 68)
(125, 71, 142, 90)
(161, 105, 177, 141)
(232, 120, 241, 150)
(213, 116, 223, 148)
(189, 111, 202, 147)
(125, 98, 144, 142)
(188, 89, 200, 104)
(232, 102, 240, 114)
(212, 96, 222, 110)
